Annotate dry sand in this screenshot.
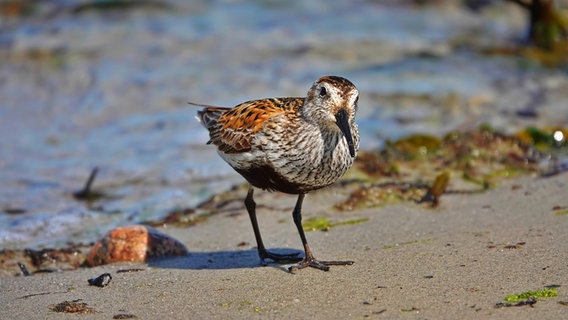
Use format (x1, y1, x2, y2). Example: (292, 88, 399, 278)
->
(1, 173, 567, 319)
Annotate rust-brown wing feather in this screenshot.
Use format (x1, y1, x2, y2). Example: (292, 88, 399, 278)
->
(196, 98, 303, 154)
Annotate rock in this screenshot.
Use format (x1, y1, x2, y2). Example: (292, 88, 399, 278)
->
(86, 225, 188, 267)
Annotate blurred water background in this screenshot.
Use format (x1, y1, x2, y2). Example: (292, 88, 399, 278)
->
(1, 0, 567, 249)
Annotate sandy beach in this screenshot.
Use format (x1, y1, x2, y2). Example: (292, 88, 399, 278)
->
(2, 2, 568, 319)
(1, 172, 566, 319)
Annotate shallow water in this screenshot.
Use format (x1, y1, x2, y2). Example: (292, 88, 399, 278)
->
(1, 1, 567, 249)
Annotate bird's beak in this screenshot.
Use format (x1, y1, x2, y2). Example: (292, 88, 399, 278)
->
(335, 108, 356, 157)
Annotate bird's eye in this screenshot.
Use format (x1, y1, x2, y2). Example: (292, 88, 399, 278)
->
(319, 86, 327, 97)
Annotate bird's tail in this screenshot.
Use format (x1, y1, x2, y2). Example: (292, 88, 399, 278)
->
(189, 101, 229, 129)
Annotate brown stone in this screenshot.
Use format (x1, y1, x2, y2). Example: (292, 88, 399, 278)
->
(86, 225, 188, 267)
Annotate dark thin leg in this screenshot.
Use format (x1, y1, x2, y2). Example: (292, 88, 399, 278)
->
(244, 187, 301, 263)
(288, 193, 354, 273)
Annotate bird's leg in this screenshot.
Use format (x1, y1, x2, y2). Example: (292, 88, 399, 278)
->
(288, 193, 354, 273)
(244, 187, 301, 263)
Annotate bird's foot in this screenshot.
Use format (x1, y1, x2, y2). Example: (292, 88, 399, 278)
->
(259, 249, 302, 264)
(288, 257, 354, 273)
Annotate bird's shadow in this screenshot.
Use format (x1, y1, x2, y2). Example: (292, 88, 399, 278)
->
(147, 248, 302, 272)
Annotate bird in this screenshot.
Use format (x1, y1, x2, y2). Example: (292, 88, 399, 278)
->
(194, 75, 360, 272)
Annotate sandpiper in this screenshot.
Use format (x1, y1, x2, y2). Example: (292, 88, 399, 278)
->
(195, 76, 359, 272)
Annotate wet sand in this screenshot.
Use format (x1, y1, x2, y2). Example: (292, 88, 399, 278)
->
(1, 172, 567, 319)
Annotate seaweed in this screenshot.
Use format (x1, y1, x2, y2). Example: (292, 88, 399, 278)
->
(419, 172, 450, 207)
(496, 297, 538, 308)
(504, 288, 558, 302)
(337, 126, 552, 211)
(302, 217, 369, 232)
(49, 300, 96, 314)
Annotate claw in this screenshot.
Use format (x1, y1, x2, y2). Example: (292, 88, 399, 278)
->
(288, 258, 354, 273)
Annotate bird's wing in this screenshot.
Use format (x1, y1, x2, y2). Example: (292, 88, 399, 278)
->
(198, 98, 303, 154)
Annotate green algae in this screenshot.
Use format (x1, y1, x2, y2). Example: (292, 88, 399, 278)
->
(388, 134, 442, 159)
(516, 127, 567, 151)
(337, 125, 558, 211)
(303, 217, 332, 231)
(334, 182, 426, 211)
(504, 288, 558, 302)
(302, 217, 369, 232)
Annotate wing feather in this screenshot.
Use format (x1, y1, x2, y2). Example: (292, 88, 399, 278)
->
(195, 98, 303, 153)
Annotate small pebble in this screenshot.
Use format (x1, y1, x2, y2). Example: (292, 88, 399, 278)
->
(88, 273, 112, 287)
(18, 262, 30, 276)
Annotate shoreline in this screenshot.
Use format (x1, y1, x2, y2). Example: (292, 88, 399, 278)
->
(1, 172, 566, 319)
